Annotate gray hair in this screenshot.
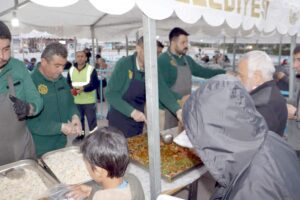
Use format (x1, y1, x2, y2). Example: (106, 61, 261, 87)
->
(41, 42, 67, 61)
(239, 50, 275, 81)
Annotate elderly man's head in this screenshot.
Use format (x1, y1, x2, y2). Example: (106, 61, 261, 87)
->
(237, 51, 275, 91)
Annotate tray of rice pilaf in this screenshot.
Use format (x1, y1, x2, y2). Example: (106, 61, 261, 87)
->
(41, 146, 92, 185)
(0, 159, 58, 200)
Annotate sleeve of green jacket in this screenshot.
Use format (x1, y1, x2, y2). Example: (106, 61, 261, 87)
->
(158, 72, 181, 114)
(22, 66, 43, 116)
(187, 56, 226, 78)
(105, 59, 134, 117)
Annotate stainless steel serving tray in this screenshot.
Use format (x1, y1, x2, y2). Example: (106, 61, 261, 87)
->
(41, 146, 93, 184)
(0, 159, 58, 188)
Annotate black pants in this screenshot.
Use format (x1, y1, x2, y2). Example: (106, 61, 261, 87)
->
(97, 79, 107, 101)
(77, 103, 97, 133)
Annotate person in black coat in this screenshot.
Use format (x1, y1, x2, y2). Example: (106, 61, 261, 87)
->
(237, 50, 287, 136)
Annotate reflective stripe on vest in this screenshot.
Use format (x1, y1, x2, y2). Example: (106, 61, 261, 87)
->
(70, 64, 94, 87)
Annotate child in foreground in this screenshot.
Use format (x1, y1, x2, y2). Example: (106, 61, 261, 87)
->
(68, 126, 145, 200)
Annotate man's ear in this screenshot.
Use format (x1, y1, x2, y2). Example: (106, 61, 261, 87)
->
(40, 58, 47, 66)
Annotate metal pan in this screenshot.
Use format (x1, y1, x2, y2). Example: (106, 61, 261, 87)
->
(41, 146, 92, 184)
(0, 159, 59, 199)
(0, 159, 58, 186)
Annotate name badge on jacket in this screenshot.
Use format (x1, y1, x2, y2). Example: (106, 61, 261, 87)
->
(128, 70, 133, 79)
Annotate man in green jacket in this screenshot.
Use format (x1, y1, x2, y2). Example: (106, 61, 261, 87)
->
(106, 37, 182, 137)
(27, 42, 82, 156)
(0, 21, 43, 165)
(158, 27, 225, 129)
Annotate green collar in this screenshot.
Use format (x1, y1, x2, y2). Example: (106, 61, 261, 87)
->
(0, 58, 12, 77)
(35, 65, 62, 83)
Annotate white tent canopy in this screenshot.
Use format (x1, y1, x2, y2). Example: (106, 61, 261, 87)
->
(16, 29, 58, 39)
(1, 1, 300, 199)
(1, 0, 300, 42)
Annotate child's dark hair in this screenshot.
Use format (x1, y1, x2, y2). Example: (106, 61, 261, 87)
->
(80, 127, 130, 178)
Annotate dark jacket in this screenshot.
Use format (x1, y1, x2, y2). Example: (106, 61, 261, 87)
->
(183, 74, 300, 200)
(250, 80, 287, 136)
(287, 75, 300, 151)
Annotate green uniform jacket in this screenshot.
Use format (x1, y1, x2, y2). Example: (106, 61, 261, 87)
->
(158, 51, 225, 111)
(27, 67, 79, 156)
(0, 58, 43, 116)
(105, 54, 144, 117)
(106, 54, 183, 117)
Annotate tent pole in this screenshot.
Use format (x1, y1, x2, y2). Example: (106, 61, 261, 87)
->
(278, 35, 283, 66)
(223, 36, 226, 68)
(96, 38, 99, 56)
(142, 14, 161, 200)
(255, 39, 259, 50)
(223, 36, 226, 54)
(289, 35, 297, 100)
(136, 31, 139, 43)
(90, 25, 96, 65)
(125, 35, 129, 56)
(232, 36, 237, 71)
(74, 37, 77, 59)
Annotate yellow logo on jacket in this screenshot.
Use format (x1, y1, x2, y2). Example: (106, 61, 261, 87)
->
(128, 70, 133, 79)
(38, 84, 48, 95)
(170, 59, 177, 67)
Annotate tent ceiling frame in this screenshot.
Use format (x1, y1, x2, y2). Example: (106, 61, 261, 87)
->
(0, 0, 30, 17)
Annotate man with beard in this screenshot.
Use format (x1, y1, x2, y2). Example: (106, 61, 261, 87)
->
(237, 51, 287, 136)
(158, 27, 225, 129)
(0, 21, 42, 165)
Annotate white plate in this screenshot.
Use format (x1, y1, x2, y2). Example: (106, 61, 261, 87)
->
(173, 130, 193, 149)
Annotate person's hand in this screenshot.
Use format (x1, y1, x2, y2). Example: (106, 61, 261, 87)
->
(287, 104, 297, 120)
(176, 109, 183, 124)
(77, 87, 84, 94)
(71, 88, 78, 96)
(180, 95, 190, 107)
(71, 115, 82, 135)
(9, 95, 31, 120)
(67, 184, 92, 200)
(61, 122, 77, 135)
(276, 72, 286, 80)
(131, 109, 146, 122)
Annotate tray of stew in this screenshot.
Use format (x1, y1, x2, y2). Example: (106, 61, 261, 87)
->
(127, 134, 202, 182)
